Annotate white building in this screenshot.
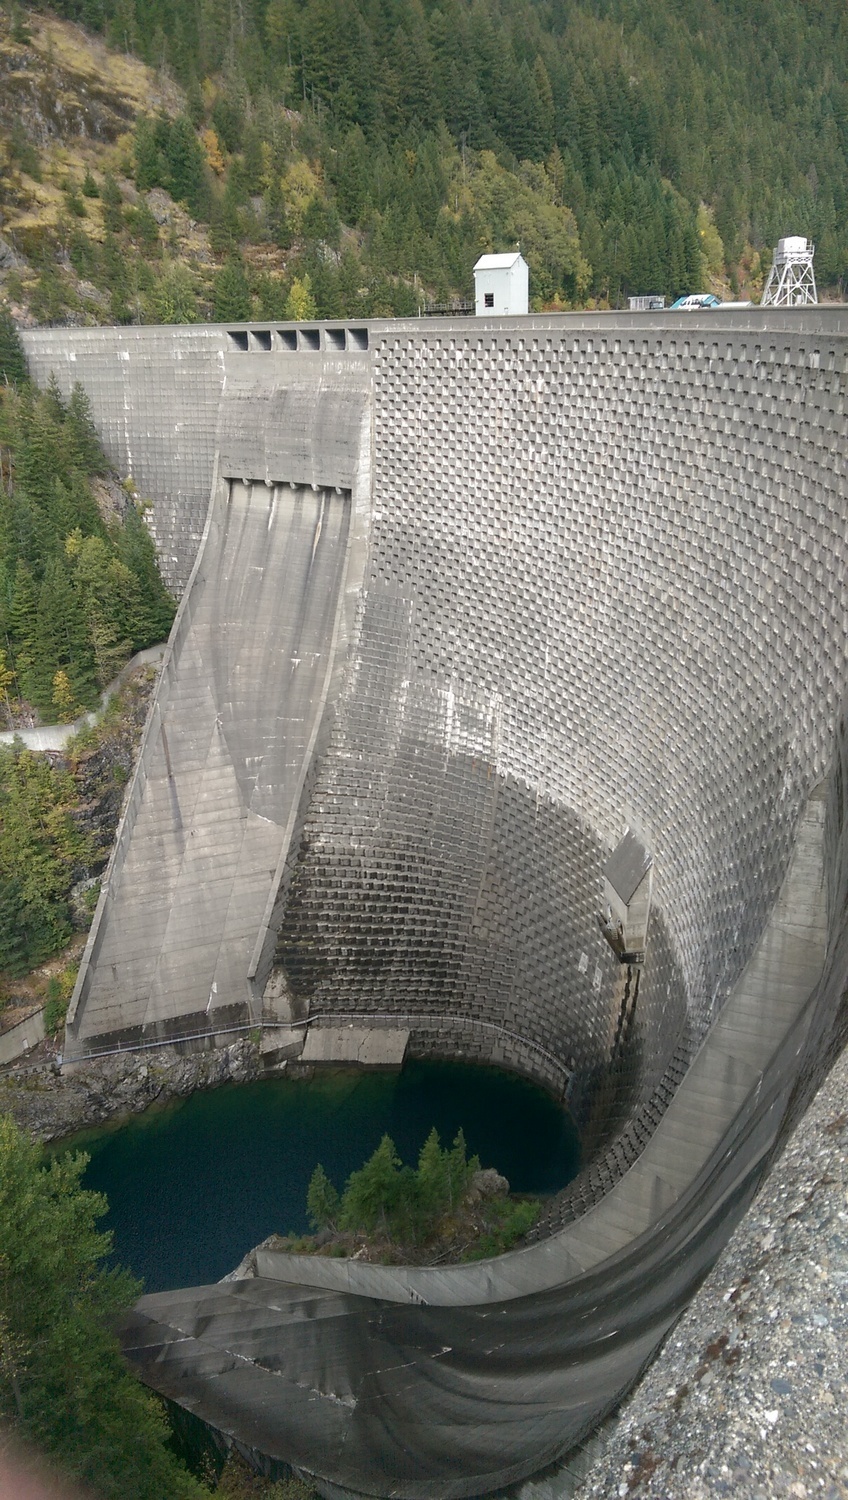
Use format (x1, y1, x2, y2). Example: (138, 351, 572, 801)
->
(473, 252, 529, 316)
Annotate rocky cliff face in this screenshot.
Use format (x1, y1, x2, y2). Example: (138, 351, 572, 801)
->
(0, 9, 185, 326)
(0, 1037, 262, 1143)
(0, 12, 159, 149)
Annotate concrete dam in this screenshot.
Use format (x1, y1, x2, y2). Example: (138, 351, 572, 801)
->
(21, 310, 848, 1498)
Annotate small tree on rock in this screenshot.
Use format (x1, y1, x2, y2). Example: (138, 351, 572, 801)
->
(306, 1164, 340, 1231)
(417, 1127, 450, 1221)
(446, 1129, 479, 1210)
(340, 1134, 414, 1239)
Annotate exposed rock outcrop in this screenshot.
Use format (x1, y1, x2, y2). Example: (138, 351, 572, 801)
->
(0, 1037, 262, 1144)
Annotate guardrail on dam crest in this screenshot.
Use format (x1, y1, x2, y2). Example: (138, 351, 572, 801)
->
(21, 310, 848, 1498)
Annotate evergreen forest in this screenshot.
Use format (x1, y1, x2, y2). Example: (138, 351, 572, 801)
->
(2, 0, 848, 325)
(0, 318, 175, 723)
(0, 317, 174, 977)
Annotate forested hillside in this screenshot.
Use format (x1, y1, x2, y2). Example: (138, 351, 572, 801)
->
(0, 315, 174, 980)
(1, 0, 847, 321)
(0, 318, 174, 722)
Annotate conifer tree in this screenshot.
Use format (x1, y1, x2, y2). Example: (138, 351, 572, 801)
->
(100, 172, 124, 234)
(66, 384, 106, 475)
(212, 256, 252, 320)
(264, 178, 292, 249)
(446, 1129, 479, 1210)
(306, 1164, 340, 1230)
(417, 1127, 450, 1219)
(0, 1115, 207, 1499)
(0, 311, 28, 388)
(166, 116, 209, 217)
(134, 116, 167, 192)
(9, 561, 39, 703)
(0, 876, 28, 974)
(17, 402, 63, 508)
(340, 1135, 407, 1237)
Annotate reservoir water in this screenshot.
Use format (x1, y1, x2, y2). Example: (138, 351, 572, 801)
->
(71, 1061, 580, 1293)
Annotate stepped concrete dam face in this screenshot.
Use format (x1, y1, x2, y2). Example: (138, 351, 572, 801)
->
(22, 310, 848, 1498)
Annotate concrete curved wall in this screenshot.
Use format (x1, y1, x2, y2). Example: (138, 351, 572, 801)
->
(21, 310, 848, 1495)
(266, 313, 848, 1203)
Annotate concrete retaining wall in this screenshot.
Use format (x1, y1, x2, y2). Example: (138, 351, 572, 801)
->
(0, 1008, 45, 1066)
(0, 643, 166, 752)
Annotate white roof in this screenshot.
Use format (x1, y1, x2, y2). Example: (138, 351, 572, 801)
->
(473, 252, 525, 271)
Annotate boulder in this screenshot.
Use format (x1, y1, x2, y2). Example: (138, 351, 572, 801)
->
(471, 1167, 510, 1199)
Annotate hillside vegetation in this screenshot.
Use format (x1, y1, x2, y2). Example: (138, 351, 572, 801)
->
(289, 1128, 541, 1263)
(0, 338, 174, 722)
(0, 318, 172, 989)
(1, 0, 848, 324)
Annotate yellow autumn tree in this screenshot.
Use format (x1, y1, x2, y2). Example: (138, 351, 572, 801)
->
(51, 670, 82, 724)
(281, 158, 322, 235)
(696, 204, 725, 288)
(200, 127, 226, 176)
(284, 274, 316, 320)
(0, 649, 15, 727)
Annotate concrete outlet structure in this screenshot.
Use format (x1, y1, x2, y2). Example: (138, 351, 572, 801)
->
(600, 829, 653, 963)
(21, 308, 848, 1500)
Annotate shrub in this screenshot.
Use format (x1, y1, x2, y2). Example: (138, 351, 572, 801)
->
(462, 1197, 541, 1260)
(43, 962, 78, 1035)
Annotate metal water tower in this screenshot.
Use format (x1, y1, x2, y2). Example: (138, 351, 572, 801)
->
(760, 236, 818, 306)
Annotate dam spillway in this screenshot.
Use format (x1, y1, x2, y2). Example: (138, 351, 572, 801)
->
(65, 477, 351, 1051)
(21, 310, 848, 1497)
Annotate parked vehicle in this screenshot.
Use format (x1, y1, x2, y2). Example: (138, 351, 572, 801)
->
(670, 293, 722, 309)
(670, 293, 754, 310)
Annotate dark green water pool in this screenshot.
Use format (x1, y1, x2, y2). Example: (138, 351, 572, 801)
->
(70, 1061, 580, 1293)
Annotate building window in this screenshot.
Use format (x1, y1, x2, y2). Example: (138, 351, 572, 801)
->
(484, 292, 494, 308)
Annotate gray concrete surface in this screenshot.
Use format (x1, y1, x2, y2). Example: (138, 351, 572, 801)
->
(0, 1008, 45, 1066)
(299, 1026, 410, 1068)
(65, 479, 352, 1057)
